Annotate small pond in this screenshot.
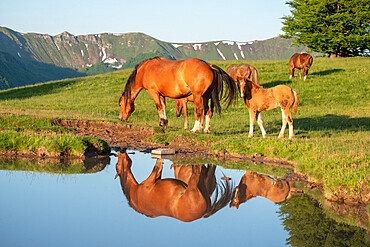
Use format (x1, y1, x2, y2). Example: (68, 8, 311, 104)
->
(0, 149, 368, 247)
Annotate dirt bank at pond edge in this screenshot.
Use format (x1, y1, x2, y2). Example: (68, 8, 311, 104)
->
(52, 119, 295, 167)
(52, 119, 368, 206)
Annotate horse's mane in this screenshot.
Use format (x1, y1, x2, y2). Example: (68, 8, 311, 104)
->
(123, 56, 164, 106)
(202, 177, 233, 218)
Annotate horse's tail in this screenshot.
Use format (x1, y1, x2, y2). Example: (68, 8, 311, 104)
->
(203, 178, 233, 218)
(292, 89, 299, 114)
(210, 64, 238, 112)
(308, 55, 313, 67)
(303, 55, 313, 69)
(250, 67, 260, 86)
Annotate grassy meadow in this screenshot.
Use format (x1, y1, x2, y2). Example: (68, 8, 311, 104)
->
(0, 57, 369, 197)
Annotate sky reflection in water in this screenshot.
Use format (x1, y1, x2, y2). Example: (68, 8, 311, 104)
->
(0, 150, 366, 247)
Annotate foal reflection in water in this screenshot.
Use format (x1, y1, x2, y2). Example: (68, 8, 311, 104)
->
(114, 152, 232, 222)
(230, 171, 292, 209)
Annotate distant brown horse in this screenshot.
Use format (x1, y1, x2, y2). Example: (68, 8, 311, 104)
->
(289, 53, 313, 80)
(175, 95, 214, 132)
(227, 64, 259, 98)
(119, 57, 237, 133)
(114, 151, 232, 222)
(230, 171, 292, 209)
(240, 80, 299, 139)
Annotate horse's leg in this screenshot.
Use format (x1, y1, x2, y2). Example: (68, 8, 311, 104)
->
(298, 69, 302, 79)
(191, 94, 204, 133)
(256, 112, 266, 138)
(278, 108, 290, 139)
(159, 95, 168, 127)
(183, 99, 188, 130)
(248, 110, 256, 137)
(204, 99, 214, 134)
(289, 66, 294, 79)
(148, 91, 168, 127)
(142, 159, 163, 184)
(303, 68, 307, 81)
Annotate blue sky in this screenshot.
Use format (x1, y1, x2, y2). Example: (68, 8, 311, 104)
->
(0, 0, 291, 43)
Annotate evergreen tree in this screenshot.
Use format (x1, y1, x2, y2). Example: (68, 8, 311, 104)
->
(281, 0, 370, 57)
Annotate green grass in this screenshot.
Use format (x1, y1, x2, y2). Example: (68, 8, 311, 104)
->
(0, 57, 369, 197)
(0, 158, 107, 174)
(0, 131, 110, 156)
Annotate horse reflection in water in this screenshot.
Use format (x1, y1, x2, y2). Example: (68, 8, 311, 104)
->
(115, 151, 232, 222)
(230, 171, 292, 209)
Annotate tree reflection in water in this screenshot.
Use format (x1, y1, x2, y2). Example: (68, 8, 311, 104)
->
(278, 194, 369, 246)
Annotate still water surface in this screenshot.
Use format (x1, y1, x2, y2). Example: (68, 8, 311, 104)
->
(0, 150, 367, 247)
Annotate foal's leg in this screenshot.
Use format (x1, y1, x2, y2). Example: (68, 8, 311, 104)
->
(303, 68, 307, 81)
(279, 108, 294, 139)
(248, 110, 256, 137)
(298, 69, 302, 79)
(256, 112, 267, 138)
(286, 110, 294, 139)
(278, 108, 288, 139)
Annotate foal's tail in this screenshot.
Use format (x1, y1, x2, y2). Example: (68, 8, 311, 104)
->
(292, 89, 299, 114)
(210, 64, 238, 114)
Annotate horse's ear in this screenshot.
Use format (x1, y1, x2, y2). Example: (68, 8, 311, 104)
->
(119, 90, 123, 97)
(114, 173, 119, 179)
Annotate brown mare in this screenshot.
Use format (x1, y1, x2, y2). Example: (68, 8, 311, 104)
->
(114, 151, 232, 222)
(175, 95, 214, 132)
(239, 79, 299, 139)
(230, 171, 292, 209)
(118, 56, 237, 133)
(289, 53, 313, 80)
(227, 64, 259, 98)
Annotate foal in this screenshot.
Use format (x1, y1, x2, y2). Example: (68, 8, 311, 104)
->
(241, 80, 299, 139)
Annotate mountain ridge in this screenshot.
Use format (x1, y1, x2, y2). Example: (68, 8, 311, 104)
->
(0, 26, 311, 89)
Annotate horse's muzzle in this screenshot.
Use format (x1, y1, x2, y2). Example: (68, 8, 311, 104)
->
(119, 117, 127, 122)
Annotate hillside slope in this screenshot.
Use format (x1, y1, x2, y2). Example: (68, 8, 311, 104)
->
(0, 26, 312, 89)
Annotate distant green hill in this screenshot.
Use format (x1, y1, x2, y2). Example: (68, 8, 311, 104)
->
(0, 26, 314, 89)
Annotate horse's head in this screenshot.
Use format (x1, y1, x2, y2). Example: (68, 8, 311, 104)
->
(114, 151, 132, 179)
(118, 91, 135, 122)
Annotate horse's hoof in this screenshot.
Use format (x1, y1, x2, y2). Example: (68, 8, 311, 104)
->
(248, 134, 253, 138)
(159, 118, 168, 127)
(203, 129, 210, 134)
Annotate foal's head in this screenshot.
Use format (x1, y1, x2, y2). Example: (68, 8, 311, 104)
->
(237, 79, 257, 99)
